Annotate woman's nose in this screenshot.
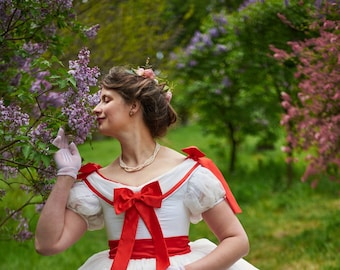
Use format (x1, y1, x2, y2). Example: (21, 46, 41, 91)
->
(93, 103, 101, 114)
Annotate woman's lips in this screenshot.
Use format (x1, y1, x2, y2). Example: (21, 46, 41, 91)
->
(97, 118, 104, 124)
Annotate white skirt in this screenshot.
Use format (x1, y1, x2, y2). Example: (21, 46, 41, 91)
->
(78, 238, 258, 270)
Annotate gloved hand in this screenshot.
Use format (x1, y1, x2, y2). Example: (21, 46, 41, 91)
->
(53, 128, 81, 179)
(166, 266, 185, 270)
(52, 128, 69, 149)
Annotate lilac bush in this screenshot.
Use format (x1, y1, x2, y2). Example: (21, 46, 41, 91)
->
(0, 0, 100, 241)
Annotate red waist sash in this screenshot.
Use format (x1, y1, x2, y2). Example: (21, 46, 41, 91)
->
(109, 236, 191, 260)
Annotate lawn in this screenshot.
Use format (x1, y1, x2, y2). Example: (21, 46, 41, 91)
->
(0, 124, 339, 269)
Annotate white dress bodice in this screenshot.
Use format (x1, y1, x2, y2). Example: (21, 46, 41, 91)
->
(67, 159, 225, 240)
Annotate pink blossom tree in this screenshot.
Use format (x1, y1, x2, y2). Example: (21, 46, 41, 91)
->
(271, 2, 340, 187)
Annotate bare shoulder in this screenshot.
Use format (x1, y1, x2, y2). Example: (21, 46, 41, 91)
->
(158, 146, 186, 164)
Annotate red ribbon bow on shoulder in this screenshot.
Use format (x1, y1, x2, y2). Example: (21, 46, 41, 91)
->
(182, 146, 242, 214)
(111, 181, 170, 270)
(77, 163, 102, 181)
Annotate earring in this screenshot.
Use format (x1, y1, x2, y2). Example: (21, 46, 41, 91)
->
(129, 110, 134, 116)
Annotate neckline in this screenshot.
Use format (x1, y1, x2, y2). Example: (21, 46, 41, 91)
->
(119, 143, 161, 172)
(94, 158, 195, 188)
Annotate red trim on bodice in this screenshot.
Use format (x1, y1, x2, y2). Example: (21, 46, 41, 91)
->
(182, 146, 242, 214)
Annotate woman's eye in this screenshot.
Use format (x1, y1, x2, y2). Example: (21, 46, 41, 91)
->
(102, 97, 110, 103)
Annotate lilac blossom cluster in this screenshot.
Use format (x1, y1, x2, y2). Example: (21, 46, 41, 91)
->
(28, 123, 53, 147)
(62, 48, 101, 144)
(0, 100, 30, 179)
(174, 12, 229, 71)
(84, 24, 100, 39)
(173, 12, 233, 95)
(6, 209, 33, 242)
(238, 0, 264, 11)
(0, 100, 30, 134)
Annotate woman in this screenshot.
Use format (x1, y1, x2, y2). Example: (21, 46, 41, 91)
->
(35, 66, 258, 270)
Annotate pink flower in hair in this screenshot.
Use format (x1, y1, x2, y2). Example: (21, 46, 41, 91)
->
(165, 91, 172, 103)
(135, 68, 156, 80)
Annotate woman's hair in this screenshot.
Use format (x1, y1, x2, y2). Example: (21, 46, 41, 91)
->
(100, 66, 177, 138)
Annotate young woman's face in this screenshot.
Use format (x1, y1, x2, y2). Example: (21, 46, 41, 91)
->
(93, 88, 131, 136)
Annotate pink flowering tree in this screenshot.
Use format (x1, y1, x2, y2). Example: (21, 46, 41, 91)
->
(0, 0, 100, 241)
(271, 2, 340, 187)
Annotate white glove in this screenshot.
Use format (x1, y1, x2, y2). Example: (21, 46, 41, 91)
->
(167, 266, 185, 270)
(52, 128, 69, 149)
(53, 128, 81, 179)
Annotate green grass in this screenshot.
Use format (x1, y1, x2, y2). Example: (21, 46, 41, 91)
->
(0, 124, 339, 269)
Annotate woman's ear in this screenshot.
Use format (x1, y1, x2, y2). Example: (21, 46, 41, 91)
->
(129, 101, 141, 116)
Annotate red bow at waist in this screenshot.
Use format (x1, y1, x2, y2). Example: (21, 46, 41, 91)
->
(111, 181, 170, 270)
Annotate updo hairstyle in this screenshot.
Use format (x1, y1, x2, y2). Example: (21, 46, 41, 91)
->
(100, 66, 177, 138)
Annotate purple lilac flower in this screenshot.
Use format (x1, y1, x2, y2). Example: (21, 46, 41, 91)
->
(192, 31, 202, 44)
(215, 44, 228, 54)
(5, 209, 33, 241)
(212, 14, 228, 26)
(215, 89, 222, 95)
(0, 99, 30, 133)
(176, 63, 185, 69)
(23, 42, 47, 57)
(12, 54, 31, 73)
(202, 34, 213, 47)
(34, 92, 64, 116)
(30, 73, 52, 93)
(35, 203, 45, 213)
(62, 48, 100, 144)
(10, 73, 22, 87)
(38, 168, 56, 182)
(0, 189, 6, 198)
(84, 24, 100, 39)
(238, 0, 259, 11)
(0, 151, 19, 179)
(222, 76, 232, 88)
(209, 28, 220, 38)
(189, 60, 198, 67)
(14, 214, 33, 241)
(20, 184, 31, 194)
(62, 99, 96, 144)
(44, 91, 64, 107)
(88, 90, 101, 107)
(28, 123, 53, 145)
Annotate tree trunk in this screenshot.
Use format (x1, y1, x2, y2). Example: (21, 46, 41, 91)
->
(227, 122, 237, 173)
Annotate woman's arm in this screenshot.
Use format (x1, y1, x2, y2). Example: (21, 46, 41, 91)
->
(35, 128, 86, 255)
(35, 175, 87, 255)
(185, 200, 250, 270)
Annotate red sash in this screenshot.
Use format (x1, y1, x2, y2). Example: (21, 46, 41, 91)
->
(109, 236, 190, 259)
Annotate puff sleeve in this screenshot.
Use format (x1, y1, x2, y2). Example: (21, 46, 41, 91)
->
(67, 181, 104, 231)
(183, 167, 226, 224)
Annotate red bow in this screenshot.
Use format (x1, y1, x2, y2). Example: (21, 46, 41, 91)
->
(111, 181, 170, 270)
(182, 146, 242, 214)
(77, 163, 102, 181)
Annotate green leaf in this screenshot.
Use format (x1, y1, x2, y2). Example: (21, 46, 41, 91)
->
(22, 145, 32, 159)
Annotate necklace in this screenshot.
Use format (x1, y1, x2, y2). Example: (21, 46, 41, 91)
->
(119, 143, 161, 172)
